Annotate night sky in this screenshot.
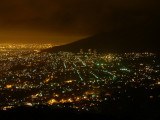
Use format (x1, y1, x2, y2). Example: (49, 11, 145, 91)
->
(0, 0, 159, 44)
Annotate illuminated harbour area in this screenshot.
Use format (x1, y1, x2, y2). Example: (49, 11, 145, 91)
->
(0, 44, 160, 112)
(0, 44, 54, 52)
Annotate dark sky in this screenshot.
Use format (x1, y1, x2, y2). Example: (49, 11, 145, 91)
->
(0, 0, 159, 44)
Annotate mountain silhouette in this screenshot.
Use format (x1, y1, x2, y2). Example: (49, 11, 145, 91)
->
(43, 27, 159, 53)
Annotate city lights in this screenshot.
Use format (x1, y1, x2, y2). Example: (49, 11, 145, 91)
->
(0, 44, 160, 113)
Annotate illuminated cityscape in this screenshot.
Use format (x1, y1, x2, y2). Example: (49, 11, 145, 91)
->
(0, 0, 159, 119)
(0, 44, 160, 115)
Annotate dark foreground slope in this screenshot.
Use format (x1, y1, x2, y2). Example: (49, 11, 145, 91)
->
(44, 28, 159, 53)
(1, 101, 160, 120)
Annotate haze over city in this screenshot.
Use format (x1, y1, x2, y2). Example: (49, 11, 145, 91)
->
(0, 0, 159, 44)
